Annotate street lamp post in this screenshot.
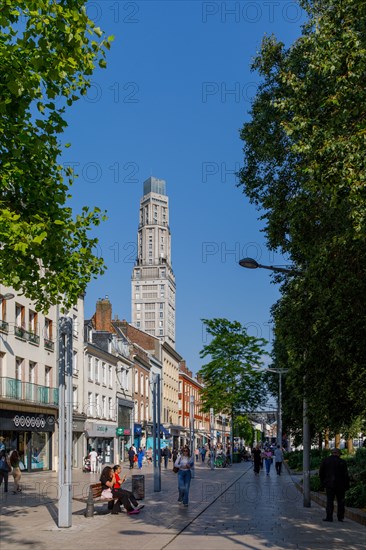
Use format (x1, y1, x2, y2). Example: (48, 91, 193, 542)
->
(266, 368, 288, 449)
(209, 408, 215, 470)
(58, 316, 73, 527)
(152, 373, 161, 492)
(239, 257, 311, 508)
(189, 395, 195, 478)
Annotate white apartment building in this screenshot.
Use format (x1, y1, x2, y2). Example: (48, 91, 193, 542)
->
(131, 177, 176, 348)
(0, 285, 84, 471)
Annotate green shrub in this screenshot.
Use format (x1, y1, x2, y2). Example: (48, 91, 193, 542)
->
(310, 474, 323, 492)
(345, 483, 366, 509)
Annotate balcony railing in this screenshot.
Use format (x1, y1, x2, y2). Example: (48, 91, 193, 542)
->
(27, 331, 40, 345)
(0, 377, 58, 406)
(14, 325, 26, 339)
(0, 319, 9, 333)
(44, 338, 54, 351)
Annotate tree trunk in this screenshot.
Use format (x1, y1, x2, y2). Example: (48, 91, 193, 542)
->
(335, 433, 341, 449)
(347, 437, 353, 453)
(318, 432, 323, 451)
(324, 429, 329, 449)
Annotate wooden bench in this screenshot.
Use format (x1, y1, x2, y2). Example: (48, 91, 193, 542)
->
(73, 482, 119, 517)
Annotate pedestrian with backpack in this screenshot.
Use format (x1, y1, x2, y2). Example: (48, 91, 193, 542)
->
(0, 449, 11, 493)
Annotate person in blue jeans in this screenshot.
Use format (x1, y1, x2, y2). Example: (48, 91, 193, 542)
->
(263, 448, 273, 475)
(175, 446, 194, 507)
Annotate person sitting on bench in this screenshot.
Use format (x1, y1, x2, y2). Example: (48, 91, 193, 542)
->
(100, 466, 141, 515)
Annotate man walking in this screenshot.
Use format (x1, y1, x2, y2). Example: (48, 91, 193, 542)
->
(319, 448, 350, 522)
(274, 445, 284, 475)
(89, 448, 98, 473)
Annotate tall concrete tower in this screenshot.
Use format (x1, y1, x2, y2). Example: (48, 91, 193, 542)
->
(131, 177, 176, 347)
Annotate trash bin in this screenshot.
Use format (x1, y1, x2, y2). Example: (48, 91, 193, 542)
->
(132, 475, 145, 500)
(232, 453, 241, 463)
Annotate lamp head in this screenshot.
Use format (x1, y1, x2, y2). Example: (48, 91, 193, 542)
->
(239, 258, 259, 269)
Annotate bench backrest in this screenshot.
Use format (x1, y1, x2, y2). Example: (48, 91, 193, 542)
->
(90, 482, 103, 499)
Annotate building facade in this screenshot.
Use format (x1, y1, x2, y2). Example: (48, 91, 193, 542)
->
(0, 285, 84, 471)
(131, 177, 176, 348)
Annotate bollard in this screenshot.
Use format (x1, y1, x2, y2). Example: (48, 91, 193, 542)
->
(132, 475, 145, 500)
(85, 487, 94, 518)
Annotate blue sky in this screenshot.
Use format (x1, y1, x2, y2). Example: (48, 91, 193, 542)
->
(64, 1, 307, 372)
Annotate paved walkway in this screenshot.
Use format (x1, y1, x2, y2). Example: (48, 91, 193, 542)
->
(1, 461, 365, 549)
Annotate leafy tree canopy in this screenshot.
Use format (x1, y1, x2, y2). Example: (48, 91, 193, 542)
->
(198, 318, 268, 415)
(0, 1, 114, 311)
(238, 0, 366, 434)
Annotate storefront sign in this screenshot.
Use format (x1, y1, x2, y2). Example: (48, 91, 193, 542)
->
(0, 410, 55, 432)
(84, 421, 116, 438)
(116, 427, 131, 436)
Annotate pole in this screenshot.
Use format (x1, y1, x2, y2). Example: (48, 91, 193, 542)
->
(189, 395, 195, 478)
(210, 408, 215, 470)
(58, 316, 73, 528)
(230, 409, 234, 464)
(222, 415, 226, 455)
(278, 372, 282, 448)
(303, 375, 311, 507)
(152, 373, 161, 492)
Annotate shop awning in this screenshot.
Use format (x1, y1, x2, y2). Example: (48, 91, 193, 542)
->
(160, 425, 171, 437)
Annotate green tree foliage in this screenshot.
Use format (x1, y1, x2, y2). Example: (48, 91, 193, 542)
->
(0, 1, 114, 311)
(235, 414, 254, 447)
(198, 318, 267, 415)
(238, 0, 366, 433)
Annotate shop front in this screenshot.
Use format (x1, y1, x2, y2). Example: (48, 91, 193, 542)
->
(84, 421, 116, 465)
(117, 397, 133, 462)
(72, 415, 86, 469)
(0, 409, 55, 471)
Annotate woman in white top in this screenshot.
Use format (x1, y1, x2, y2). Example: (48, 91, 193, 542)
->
(174, 446, 194, 507)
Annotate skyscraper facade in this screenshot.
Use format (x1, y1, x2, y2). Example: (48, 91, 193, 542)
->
(131, 177, 176, 348)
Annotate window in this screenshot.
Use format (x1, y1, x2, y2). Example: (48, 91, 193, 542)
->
(28, 310, 38, 334)
(15, 357, 23, 380)
(95, 394, 100, 417)
(159, 330, 163, 336)
(160, 312, 163, 318)
(102, 362, 106, 385)
(140, 402, 144, 422)
(108, 365, 113, 388)
(136, 322, 141, 327)
(145, 404, 149, 422)
(88, 392, 93, 416)
(134, 401, 138, 422)
(134, 369, 138, 393)
(102, 396, 106, 418)
(44, 318, 53, 340)
(136, 304, 141, 310)
(73, 350, 78, 375)
(73, 314, 78, 337)
(45, 366, 52, 387)
(95, 359, 99, 383)
(29, 361, 36, 384)
(15, 304, 25, 328)
(145, 376, 149, 397)
(140, 373, 144, 396)
(88, 355, 93, 381)
(109, 397, 113, 419)
(73, 386, 78, 411)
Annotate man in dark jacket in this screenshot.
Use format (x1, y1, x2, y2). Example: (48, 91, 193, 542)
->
(319, 448, 350, 522)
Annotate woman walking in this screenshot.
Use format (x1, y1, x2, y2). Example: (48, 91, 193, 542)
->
(128, 446, 135, 469)
(252, 444, 262, 476)
(174, 446, 194, 507)
(9, 450, 22, 493)
(263, 447, 273, 476)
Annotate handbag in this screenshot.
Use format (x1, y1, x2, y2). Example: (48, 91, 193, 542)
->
(173, 466, 179, 473)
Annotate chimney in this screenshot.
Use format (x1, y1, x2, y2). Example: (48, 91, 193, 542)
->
(95, 296, 112, 331)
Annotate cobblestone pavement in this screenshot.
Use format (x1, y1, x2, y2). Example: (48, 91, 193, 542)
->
(1, 461, 365, 549)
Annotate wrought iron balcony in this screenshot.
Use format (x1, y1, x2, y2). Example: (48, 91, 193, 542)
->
(0, 377, 58, 406)
(14, 325, 26, 339)
(44, 338, 54, 351)
(27, 331, 40, 345)
(0, 319, 9, 333)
